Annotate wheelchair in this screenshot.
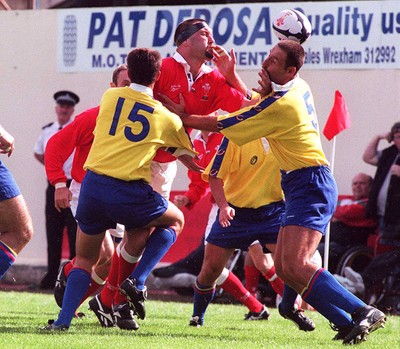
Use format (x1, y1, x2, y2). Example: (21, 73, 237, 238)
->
(336, 233, 400, 314)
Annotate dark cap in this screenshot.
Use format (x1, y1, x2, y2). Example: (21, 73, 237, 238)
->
(54, 90, 80, 106)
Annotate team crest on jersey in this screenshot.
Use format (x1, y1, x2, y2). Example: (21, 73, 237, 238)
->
(250, 156, 258, 165)
(170, 84, 181, 92)
(201, 83, 211, 100)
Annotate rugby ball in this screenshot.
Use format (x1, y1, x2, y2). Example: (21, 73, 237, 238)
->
(272, 9, 312, 44)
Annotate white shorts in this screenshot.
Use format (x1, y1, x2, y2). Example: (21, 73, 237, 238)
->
(150, 160, 177, 200)
(69, 179, 124, 239)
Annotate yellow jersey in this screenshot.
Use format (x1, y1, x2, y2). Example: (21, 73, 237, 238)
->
(217, 76, 329, 172)
(85, 85, 196, 182)
(203, 137, 283, 208)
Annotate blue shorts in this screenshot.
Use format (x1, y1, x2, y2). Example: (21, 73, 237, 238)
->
(280, 165, 337, 235)
(206, 200, 284, 250)
(0, 161, 21, 201)
(76, 170, 168, 235)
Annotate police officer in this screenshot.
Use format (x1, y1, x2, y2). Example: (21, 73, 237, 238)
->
(34, 90, 79, 289)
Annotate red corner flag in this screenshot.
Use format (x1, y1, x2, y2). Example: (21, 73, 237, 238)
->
(323, 90, 351, 141)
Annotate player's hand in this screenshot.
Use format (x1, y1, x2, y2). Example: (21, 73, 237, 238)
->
(218, 206, 235, 228)
(381, 131, 392, 143)
(158, 93, 185, 116)
(54, 187, 72, 212)
(173, 194, 190, 208)
(178, 154, 204, 173)
(212, 45, 235, 78)
(252, 67, 272, 97)
(390, 164, 400, 177)
(0, 129, 15, 157)
(240, 95, 260, 108)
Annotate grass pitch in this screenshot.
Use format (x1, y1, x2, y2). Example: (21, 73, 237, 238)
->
(0, 290, 398, 349)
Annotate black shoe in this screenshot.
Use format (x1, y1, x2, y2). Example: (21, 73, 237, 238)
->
(113, 302, 139, 331)
(343, 305, 386, 345)
(54, 260, 70, 308)
(331, 324, 353, 341)
(40, 274, 56, 290)
(88, 294, 115, 328)
(120, 278, 147, 320)
(152, 265, 189, 278)
(278, 304, 315, 331)
(189, 315, 203, 327)
(244, 305, 270, 321)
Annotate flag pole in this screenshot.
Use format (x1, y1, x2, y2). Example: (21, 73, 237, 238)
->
(322, 89, 351, 270)
(323, 136, 336, 269)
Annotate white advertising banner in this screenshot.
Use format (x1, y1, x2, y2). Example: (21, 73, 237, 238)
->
(57, 1, 400, 72)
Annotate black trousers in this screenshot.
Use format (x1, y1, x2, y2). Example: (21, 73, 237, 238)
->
(42, 180, 77, 287)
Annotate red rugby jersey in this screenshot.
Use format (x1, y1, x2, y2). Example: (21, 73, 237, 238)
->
(153, 55, 244, 163)
(45, 106, 99, 185)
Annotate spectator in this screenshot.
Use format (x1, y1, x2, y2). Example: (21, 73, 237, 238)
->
(33, 91, 79, 289)
(363, 122, 400, 248)
(318, 173, 378, 273)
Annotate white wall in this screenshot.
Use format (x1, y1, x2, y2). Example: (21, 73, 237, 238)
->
(1, 9, 399, 266)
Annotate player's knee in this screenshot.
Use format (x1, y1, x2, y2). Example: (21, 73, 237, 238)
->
(16, 217, 34, 250)
(74, 255, 98, 273)
(22, 225, 33, 246)
(171, 211, 185, 236)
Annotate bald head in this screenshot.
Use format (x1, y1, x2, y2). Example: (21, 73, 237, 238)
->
(351, 173, 373, 200)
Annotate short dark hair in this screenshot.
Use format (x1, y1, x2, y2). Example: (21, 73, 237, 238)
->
(390, 121, 400, 141)
(174, 18, 207, 46)
(277, 40, 305, 73)
(126, 48, 162, 86)
(112, 64, 128, 85)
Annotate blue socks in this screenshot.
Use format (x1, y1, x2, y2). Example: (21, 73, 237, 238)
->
(55, 268, 91, 327)
(130, 227, 176, 290)
(279, 284, 298, 312)
(0, 241, 16, 280)
(302, 268, 365, 327)
(192, 279, 216, 324)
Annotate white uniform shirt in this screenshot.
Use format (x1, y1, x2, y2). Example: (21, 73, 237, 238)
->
(34, 120, 74, 180)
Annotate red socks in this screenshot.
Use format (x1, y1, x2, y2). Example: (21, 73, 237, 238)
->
(244, 265, 261, 297)
(263, 266, 284, 297)
(221, 271, 263, 313)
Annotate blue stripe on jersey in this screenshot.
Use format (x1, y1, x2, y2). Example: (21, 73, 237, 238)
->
(109, 97, 124, 136)
(217, 91, 288, 131)
(209, 137, 230, 177)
